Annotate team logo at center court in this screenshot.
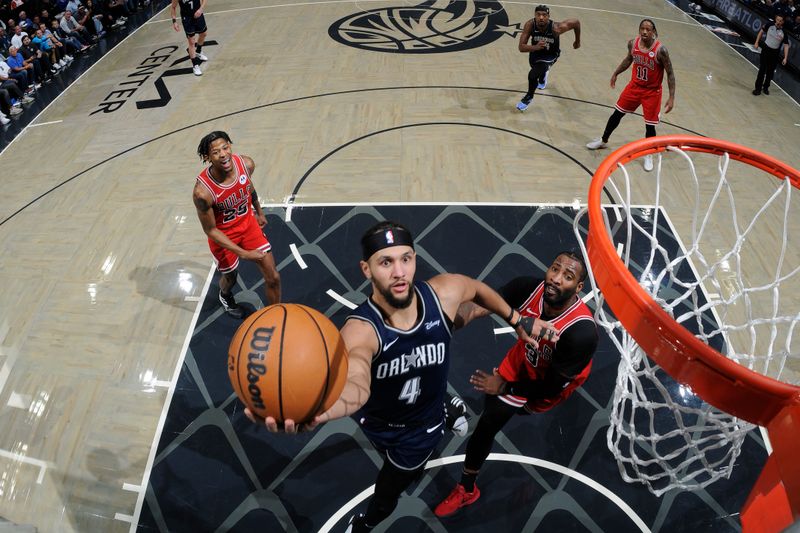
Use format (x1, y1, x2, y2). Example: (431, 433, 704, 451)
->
(328, 0, 520, 54)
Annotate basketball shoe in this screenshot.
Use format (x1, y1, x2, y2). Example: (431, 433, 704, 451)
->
(516, 97, 531, 112)
(196, 52, 209, 62)
(643, 155, 654, 172)
(434, 483, 481, 517)
(445, 395, 469, 437)
(193, 64, 203, 76)
(219, 290, 243, 318)
(537, 69, 549, 90)
(586, 138, 607, 150)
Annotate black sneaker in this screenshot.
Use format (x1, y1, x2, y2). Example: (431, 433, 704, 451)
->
(763, 87, 769, 95)
(445, 395, 469, 437)
(218, 290, 243, 318)
(752, 89, 761, 95)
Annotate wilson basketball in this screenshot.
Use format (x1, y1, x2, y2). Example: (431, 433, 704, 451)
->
(228, 304, 348, 424)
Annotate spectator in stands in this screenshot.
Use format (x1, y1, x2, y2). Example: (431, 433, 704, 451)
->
(76, 3, 105, 37)
(33, 27, 71, 67)
(0, 27, 11, 53)
(773, 0, 794, 18)
(19, 34, 57, 79)
(0, 87, 16, 124)
(0, 53, 34, 101)
(5, 46, 37, 90)
(49, 20, 89, 52)
(103, 0, 129, 27)
(40, 9, 52, 27)
(10, 24, 27, 48)
(60, 9, 93, 44)
(17, 11, 35, 32)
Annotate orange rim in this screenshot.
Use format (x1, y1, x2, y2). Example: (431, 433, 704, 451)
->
(587, 135, 800, 426)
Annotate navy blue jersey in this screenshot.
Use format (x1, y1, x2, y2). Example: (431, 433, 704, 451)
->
(529, 19, 560, 64)
(348, 281, 453, 428)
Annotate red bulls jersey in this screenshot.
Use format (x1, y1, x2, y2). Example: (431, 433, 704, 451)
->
(195, 154, 254, 232)
(511, 281, 595, 381)
(630, 36, 663, 90)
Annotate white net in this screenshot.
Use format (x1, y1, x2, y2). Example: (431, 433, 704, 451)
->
(574, 143, 800, 496)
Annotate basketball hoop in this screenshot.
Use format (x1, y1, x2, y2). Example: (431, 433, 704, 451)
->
(574, 135, 800, 532)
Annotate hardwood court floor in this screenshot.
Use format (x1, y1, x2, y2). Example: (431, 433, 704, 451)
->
(0, 0, 797, 531)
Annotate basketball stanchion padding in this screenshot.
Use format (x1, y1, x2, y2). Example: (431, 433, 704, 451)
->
(575, 135, 800, 532)
(228, 303, 349, 424)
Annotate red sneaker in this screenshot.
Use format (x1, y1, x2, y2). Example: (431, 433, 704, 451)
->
(434, 484, 480, 517)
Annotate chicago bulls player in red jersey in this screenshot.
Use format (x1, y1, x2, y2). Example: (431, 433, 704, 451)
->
(193, 131, 281, 318)
(434, 251, 598, 517)
(586, 19, 676, 172)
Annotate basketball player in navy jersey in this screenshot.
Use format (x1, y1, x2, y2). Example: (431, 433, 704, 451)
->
(586, 19, 676, 172)
(435, 251, 598, 516)
(515, 5, 581, 112)
(247, 221, 558, 532)
(170, 0, 208, 76)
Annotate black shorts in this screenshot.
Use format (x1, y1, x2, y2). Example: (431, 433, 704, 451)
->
(181, 13, 207, 37)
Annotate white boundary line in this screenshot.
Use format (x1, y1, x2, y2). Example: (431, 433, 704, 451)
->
(127, 261, 216, 532)
(318, 453, 650, 533)
(0, 449, 50, 484)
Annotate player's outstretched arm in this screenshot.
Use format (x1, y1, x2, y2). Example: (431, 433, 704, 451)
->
(429, 273, 553, 346)
(610, 39, 634, 88)
(315, 319, 375, 422)
(658, 46, 676, 113)
(556, 18, 580, 48)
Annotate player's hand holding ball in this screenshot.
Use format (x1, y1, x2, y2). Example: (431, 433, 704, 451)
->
(229, 304, 349, 434)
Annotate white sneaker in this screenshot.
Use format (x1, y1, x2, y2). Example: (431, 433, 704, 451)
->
(59, 59, 67, 67)
(196, 52, 208, 62)
(586, 138, 607, 150)
(0, 113, 9, 125)
(21, 96, 35, 104)
(643, 155, 654, 172)
(66, 55, 74, 62)
(537, 69, 550, 90)
(9, 106, 22, 116)
(192, 64, 202, 76)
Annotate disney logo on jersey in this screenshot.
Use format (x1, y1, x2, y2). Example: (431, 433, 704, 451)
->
(328, 0, 520, 54)
(425, 319, 441, 330)
(375, 342, 446, 379)
(525, 342, 552, 368)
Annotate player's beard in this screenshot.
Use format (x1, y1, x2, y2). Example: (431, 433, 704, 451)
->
(543, 283, 576, 307)
(378, 282, 414, 310)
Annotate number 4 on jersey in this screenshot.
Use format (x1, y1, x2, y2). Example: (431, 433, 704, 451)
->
(399, 377, 421, 405)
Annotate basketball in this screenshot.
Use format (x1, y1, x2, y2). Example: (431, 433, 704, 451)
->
(227, 304, 348, 424)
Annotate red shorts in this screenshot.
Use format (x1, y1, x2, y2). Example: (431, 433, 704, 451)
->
(616, 83, 662, 125)
(497, 348, 592, 413)
(209, 215, 271, 273)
